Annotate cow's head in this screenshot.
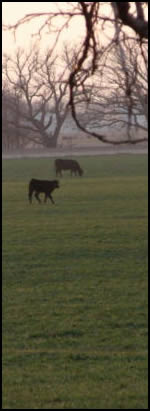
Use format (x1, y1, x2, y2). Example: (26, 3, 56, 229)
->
(79, 168, 83, 176)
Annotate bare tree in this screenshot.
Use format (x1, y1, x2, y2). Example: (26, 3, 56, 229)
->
(73, 35, 148, 144)
(2, 85, 13, 152)
(3, 2, 148, 145)
(67, 3, 148, 144)
(3, 47, 69, 148)
(2, 81, 29, 152)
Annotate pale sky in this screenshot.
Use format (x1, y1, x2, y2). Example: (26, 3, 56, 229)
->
(2, 1, 116, 57)
(2, 2, 86, 55)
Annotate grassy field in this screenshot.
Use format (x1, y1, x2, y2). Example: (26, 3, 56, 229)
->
(2, 154, 148, 409)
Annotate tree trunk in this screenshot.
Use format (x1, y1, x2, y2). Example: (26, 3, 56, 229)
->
(42, 133, 58, 148)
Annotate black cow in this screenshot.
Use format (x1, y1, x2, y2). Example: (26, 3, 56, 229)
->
(55, 158, 83, 177)
(28, 178, 59, 204)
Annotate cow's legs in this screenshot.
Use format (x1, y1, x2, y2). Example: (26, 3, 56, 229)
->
(48, 193, 55, 204)
(44, 193, 48, 203)
(58, 170, 63, 177)
(56, 169, 62, 177)
(35, 192, 41, 203)
(29, 193, 32, 203)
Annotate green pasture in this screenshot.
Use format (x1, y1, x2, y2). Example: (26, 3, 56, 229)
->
(2, 154, 148, 409)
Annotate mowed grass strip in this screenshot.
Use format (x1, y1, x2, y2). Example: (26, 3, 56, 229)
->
(2, 155, 148, 409)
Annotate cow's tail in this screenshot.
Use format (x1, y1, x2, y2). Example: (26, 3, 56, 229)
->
(28, 179, 33, 203)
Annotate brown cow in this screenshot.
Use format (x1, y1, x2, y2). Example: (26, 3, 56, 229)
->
(55, 158, 83, 177)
